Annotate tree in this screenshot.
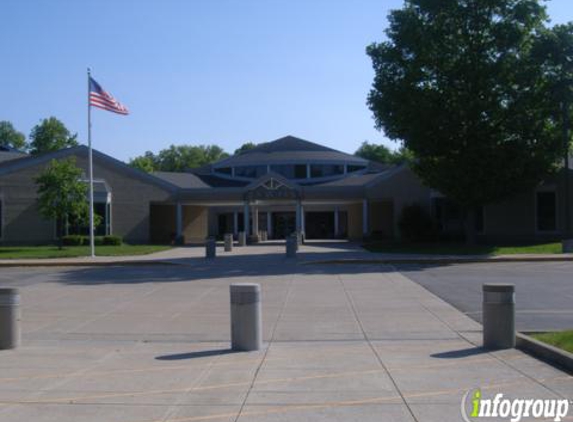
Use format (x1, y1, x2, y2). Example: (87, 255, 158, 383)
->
(367, 0, 562, 243)
(29, 117, 78, 155)
(355, 141, 414, 165)
(129, 144, 229, 172)
(35, 158, 90, 248)
(234, 142, 257, 155)
(532, 24, 573, 242)
(129, 152, 157, 173)
(0, 121, 26, 150)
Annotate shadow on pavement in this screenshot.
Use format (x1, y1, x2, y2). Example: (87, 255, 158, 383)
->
(55, 251, 404, 285)
(156, 348, 236, 361)
(431, 347, 488, 359)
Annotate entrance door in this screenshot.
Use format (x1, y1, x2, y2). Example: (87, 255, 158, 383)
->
(305, 212, 335, 239)
(272, 212, 296, 239)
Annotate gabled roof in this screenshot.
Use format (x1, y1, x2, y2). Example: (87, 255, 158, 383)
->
(152, 171, 249, 188)
(0, 145, 177, 192)
(0, 150, 28, 164)
(244, 171, 301, 192)
(213, 135, 368, 168)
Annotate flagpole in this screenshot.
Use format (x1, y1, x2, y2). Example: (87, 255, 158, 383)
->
(87, 68, 95, 258)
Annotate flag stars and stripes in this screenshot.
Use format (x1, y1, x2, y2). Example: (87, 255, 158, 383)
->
(89, 77, 129, 115)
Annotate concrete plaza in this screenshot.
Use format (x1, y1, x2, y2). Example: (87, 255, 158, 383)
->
(0, 242, 570, 422)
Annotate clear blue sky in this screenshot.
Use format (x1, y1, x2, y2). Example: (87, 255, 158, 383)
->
(1, 0, 572, 162)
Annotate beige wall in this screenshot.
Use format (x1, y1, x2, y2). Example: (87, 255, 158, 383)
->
(0, 151, 172, 245)
(369, 200, 394, 238)
(347, 203, 363, 240)
(366, 167, 432, 239)
(183, 205, 208, 243)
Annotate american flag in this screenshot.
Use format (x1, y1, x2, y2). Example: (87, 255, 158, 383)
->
(89, 77, 129, 115)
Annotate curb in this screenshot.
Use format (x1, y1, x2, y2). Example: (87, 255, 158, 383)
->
(516, 333, 573, 374)
(0, 260, 182, 268)
(303, 256, 573, 266)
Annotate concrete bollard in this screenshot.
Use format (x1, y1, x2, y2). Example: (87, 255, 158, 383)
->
(224, 233, 233, 252)
(238, 232, 246, 246)
(205, 237, 216, 259)
(562, 239, 573, 253)
(0, 288, 20, 350)
(286, 236, 297, 258)
(483, 284, 515, 350)
(230, 284, 262, 351)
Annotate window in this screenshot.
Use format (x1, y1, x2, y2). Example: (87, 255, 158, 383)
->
(60, 201, 111, 237)
(294, 165, 307, 179)
(310, 164, 344, 178)
(215, 167, 232, 175)
(347, 165, 366, 173)
(235, 165, 266, 178)
(536, 191, 557, 232)
(475, 206, 484, 233)
(270, 165, 294, 179)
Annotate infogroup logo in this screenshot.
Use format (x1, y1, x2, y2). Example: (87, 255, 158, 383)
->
(461, 389, 570, 422)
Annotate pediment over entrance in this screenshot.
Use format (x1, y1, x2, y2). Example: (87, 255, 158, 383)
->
(244, 172, 300, 201)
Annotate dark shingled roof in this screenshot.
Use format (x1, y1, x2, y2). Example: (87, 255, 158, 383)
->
(213, 136, 368, 167)
(152, 171, 249, 189)
(0, 150, 28, 164)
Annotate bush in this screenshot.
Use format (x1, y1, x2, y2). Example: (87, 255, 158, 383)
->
(398, 203, 436, 242)
(62, 235, 85, 246)
(61, 235, 122, 246)
(102, 235, 122, 246)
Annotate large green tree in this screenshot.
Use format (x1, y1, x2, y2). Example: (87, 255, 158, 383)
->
(367, 0, 563, 243)
(0, 121, 27, 150)
(355, 141, 414, 165)
(35, 158, 90, 248)
(234, 142, 257, 155)
(29, 117, 78, 155)
(129, 144, 229, 172)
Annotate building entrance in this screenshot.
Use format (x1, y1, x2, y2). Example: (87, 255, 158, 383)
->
(272, 212, 296, 239)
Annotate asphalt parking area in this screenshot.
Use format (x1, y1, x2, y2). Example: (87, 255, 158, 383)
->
(399, 261, 573, 332)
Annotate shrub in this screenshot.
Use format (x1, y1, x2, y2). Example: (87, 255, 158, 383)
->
(102, 235, 122, 246)
(398, 203, 436, 242)
(62, 235, 85, 246)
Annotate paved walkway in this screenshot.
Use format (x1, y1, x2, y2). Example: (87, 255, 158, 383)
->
(1, 240, 572, 267)
(0, 242, 570, 421)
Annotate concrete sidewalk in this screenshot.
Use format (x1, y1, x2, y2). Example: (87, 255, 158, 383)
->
(0, 240, 572, 267)
(0, 247, 570, 422)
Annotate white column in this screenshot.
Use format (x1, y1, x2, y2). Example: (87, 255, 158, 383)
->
(362, 199, 369, 236)
(233, 211, 239, 236)
(252, 206, 259, 235)
(301, 204, 306, 237)
(295, 200, 302, 233)
(176, 202, 183, 240)
(267, 211, 272, 238)
(243, 202, 250, 235)
(334, 207, 339, 237)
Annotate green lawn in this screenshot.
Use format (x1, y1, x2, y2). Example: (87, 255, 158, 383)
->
(0, 244, 172, 259)
(532, 331, 573, 354)
(363, 241, 563, 255)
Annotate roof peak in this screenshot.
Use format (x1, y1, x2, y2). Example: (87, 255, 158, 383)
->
(240, 135, 337, 155)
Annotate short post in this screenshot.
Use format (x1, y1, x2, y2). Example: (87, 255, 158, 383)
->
(224, 233, 233, 252)
(238, 231, 246, 247)
(0, 288, 20, 350)
(260, 230, 268, 242)
(205, 237, 216, 259)
(230, 283, 262, 351)
(483, 284, 515, 350)
(286, 235, 297, 258)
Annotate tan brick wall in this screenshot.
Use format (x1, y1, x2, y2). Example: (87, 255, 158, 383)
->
(183, 205, 208, 244)
(0, 151, 172, 245)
